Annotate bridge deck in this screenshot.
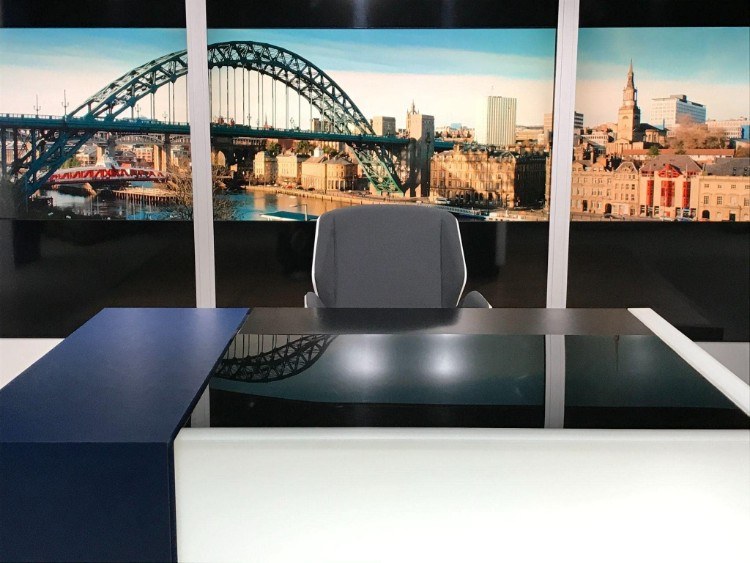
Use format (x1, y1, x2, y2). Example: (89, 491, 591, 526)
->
(0, 114, 410, 146)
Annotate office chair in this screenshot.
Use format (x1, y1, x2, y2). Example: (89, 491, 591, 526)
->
(304, 205, 491, 308)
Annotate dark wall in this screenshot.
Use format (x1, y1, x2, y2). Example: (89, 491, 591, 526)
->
(0, 220, 196, 337)
(568, 222, 750, 341)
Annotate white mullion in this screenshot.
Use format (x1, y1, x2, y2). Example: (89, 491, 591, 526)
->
(185, 0, 216, 308)
(629, 308, 750, 415)
(546, 0, 580, 309)
(544, 334, 566, 427)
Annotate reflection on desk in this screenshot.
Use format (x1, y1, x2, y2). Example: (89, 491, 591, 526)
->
(207, 309, 749, 430)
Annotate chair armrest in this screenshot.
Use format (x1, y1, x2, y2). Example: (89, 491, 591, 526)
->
(458, 290, 492, 308)
(304, 292, 326, 308)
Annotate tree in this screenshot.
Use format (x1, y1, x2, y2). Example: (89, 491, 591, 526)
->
(667, 116, 728, 150)
(60, 156, 81, 169)
(265, 141, 281, 157)
(648, 145, 661, 156)
(164, 165, 237, 220)
(296, 140, 313, 155)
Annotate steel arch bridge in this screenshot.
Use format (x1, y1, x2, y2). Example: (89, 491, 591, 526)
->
(12, 40, 403, 198)
(214, 333, 338, 383)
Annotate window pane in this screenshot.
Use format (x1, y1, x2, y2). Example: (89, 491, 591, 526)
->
(0, 2, 195, 336)
(208, 0, 558, 308)
(569, 1, 750, 341)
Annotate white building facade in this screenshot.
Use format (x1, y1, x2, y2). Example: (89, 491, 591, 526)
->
(706, 118, 750, 139)
(650, 94, 706, 130)
(477, 96, 517, 147)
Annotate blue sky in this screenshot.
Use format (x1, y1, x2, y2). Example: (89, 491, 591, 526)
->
(0, 27, 747, 127)
(0, 28, 187, 70)
(577, 27, 750, 84)
(0, 28, 556, 127)
(207, 28, 555, 78)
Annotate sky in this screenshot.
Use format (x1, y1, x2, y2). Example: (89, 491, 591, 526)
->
(576, 27, 750, 126)
(0, 27, 747, 130)
(0, 28, 555, 128)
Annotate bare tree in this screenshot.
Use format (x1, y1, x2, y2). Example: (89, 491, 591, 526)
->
(667, 116, 728, 152)
(165, 165, 237, 220)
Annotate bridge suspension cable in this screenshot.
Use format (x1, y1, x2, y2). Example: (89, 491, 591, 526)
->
(10, 40, 404, 198)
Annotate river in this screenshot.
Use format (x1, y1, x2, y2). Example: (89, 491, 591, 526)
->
(37, 186, 355, 220)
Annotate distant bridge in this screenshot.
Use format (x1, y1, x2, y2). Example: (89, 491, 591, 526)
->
(2, 40, 428, 199)
(47, 165, 168, 185)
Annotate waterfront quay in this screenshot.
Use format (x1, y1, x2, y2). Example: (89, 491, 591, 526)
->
(247, 185, 491, 220)
(113, 187, 177, 205)
(249, 185, 412, 206)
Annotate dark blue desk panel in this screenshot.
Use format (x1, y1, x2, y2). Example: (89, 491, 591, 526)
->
(0, 308, 248, 562)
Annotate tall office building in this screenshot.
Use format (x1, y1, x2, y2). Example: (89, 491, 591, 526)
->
(476, 96, 517, 147)
(650, 94, 706, 130)
(617, 61, 641, 142)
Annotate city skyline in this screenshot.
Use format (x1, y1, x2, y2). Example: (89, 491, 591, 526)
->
(209, 28, 555, 129)
(1, 26, 748, 131)
(576, 27, 750, 126)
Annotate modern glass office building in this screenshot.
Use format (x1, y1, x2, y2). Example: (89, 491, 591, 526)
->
(651, 94, 707, 130)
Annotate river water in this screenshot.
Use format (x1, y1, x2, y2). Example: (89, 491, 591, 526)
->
(38, 187, 354, 220)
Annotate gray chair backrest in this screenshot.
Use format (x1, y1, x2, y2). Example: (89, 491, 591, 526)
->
(312, 205, 467, 307)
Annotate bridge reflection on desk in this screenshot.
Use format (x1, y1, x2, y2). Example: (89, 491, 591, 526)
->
(208, 316, 748, 430)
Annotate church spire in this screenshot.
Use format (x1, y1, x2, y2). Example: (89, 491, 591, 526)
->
(626, 59, 635, 90)
(617, 60, 641, 143)
(622, 60, 637, 107)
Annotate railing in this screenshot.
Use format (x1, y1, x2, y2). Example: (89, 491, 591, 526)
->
(0, 113, 190, 126)
(418, 201, 488, 218)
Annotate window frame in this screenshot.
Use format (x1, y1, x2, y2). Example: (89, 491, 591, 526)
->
(182, 0, 581, 308)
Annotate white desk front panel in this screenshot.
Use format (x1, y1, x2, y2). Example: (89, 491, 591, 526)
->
(175, 428, 749, 562)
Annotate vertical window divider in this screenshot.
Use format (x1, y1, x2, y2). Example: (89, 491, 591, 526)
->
(186, 0, 216, 308)
(546, 0, 580, 308)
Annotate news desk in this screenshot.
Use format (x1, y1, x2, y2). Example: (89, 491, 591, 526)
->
(1, 307, 748, 562)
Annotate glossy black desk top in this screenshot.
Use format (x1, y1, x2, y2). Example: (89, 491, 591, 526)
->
(211, 308, 748, 429)
(242, 307, 653, 335)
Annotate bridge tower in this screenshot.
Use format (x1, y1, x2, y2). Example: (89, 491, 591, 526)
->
(153, 135, 172, 172)
(403, 102, 434, 198)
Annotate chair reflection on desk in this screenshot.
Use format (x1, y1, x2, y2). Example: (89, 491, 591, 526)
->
(304, 205, 491, 308)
